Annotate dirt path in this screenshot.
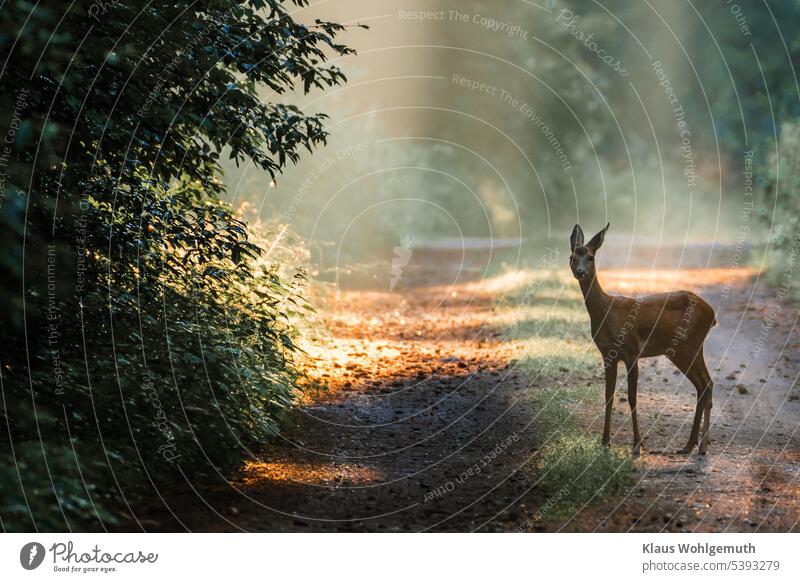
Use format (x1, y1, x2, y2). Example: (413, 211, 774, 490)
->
(147, 265, 800, 532)
(152, 280, 540, 532)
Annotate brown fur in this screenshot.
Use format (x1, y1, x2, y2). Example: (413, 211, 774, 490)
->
(570, 224, 716, 455)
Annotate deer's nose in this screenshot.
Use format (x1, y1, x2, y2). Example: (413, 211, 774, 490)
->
(575, 269, 586, 278)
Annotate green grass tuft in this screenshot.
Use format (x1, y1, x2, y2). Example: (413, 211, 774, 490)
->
(536, 434, 633, 512)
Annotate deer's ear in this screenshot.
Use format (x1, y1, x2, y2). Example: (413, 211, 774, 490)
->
(586, 223, 610, 252)
(570, 224, 584, 251)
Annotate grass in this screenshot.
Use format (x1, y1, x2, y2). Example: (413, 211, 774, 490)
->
(535, 434, 633, 512)
(497, 267, 634, 516)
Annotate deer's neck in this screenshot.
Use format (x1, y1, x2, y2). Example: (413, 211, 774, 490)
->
(579, 273, 611, 323)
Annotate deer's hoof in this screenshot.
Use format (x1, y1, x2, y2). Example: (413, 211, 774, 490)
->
(631, 447, 641, 458)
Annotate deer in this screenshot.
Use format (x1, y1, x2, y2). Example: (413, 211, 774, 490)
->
(569, 223, 717, 456)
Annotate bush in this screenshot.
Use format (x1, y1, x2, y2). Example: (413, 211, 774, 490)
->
(0, 0, 355, 531)
(0, 191, 312, 530)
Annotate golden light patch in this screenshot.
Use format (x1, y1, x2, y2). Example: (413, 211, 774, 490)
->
(240, 460, 380, 487)
(602, 268, 758, 294)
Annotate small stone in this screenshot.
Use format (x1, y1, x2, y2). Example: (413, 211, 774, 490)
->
(736, 384, 748, 395)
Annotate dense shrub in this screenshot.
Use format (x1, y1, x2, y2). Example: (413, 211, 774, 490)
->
(0, 1, 355, 530)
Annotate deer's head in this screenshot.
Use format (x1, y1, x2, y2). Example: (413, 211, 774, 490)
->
(569, 223, 609, 281)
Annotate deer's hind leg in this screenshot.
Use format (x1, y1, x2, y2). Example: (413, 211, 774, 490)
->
(696, 352, 713, 455)
(668, 348, 712, 454)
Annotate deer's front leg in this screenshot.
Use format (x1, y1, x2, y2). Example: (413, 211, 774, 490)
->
(603, 360, 617, 446)
(626, 359, 642, 456)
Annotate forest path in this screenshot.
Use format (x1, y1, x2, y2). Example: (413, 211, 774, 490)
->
(149, 261, 800, 532)
(162, 274, 539, 532)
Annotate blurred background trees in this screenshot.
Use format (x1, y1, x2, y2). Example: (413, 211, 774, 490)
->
(225, 0, 800, 266)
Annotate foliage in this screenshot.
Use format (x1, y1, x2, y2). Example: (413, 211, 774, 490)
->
(0, 0, 355, 530)
(758, 121, 800, 294)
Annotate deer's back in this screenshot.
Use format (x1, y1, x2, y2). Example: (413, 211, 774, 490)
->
(637, 290, 716, 327)
(597, 290, 716, 359)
